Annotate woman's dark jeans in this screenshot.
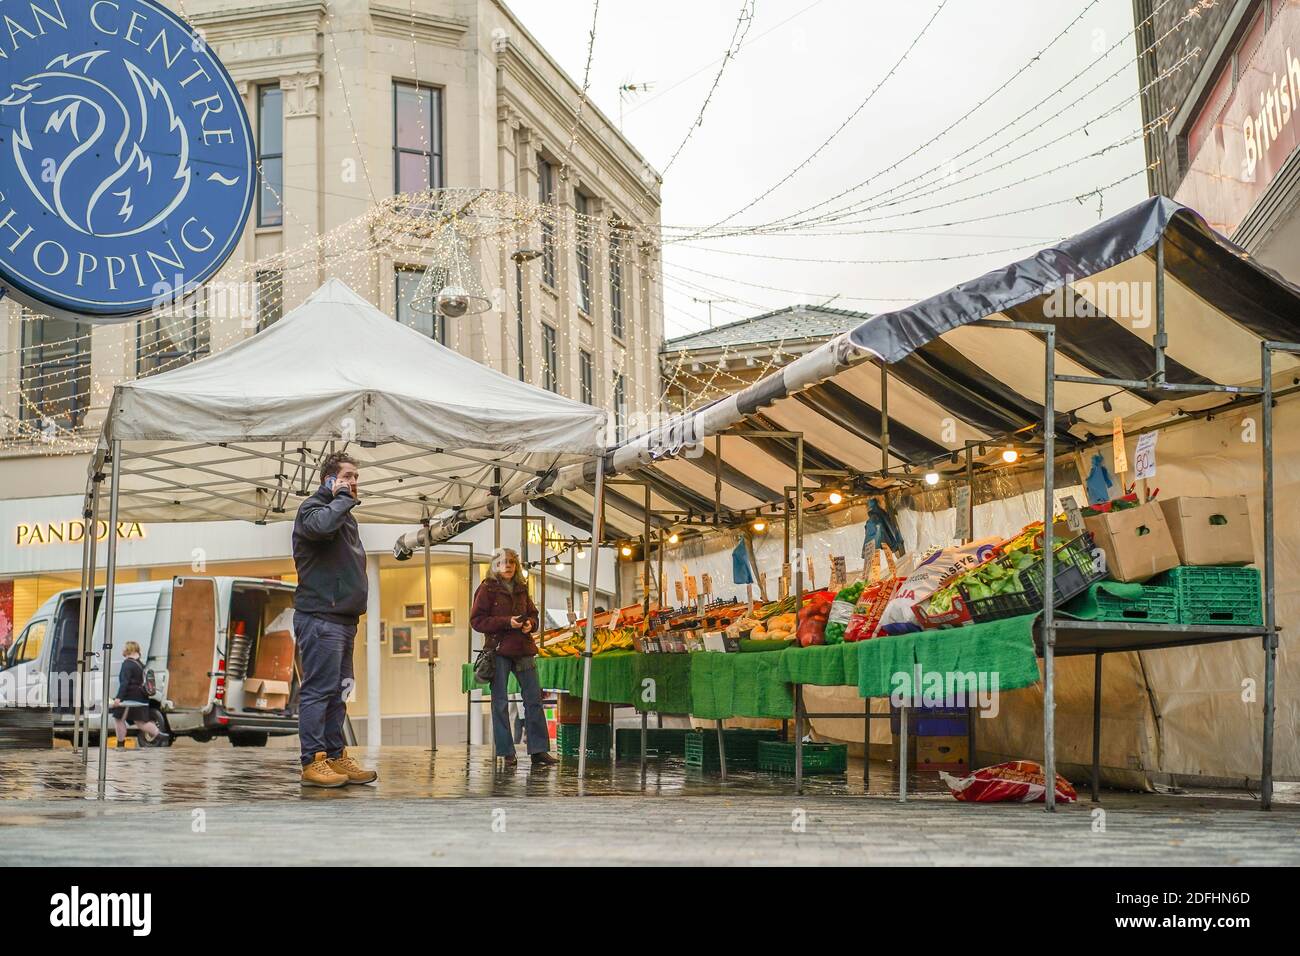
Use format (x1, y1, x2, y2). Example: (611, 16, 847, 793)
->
(490, 655, 549, 756)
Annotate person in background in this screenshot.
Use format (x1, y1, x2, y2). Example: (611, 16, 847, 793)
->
(292, 452, 378, 788)
(471, 548, 557, 769)
(111, 641, 167, 747)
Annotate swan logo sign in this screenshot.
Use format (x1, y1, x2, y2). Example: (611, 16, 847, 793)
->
(0, 0, 254, 321)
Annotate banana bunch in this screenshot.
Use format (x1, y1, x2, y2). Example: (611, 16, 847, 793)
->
(538, 627, 636, 658)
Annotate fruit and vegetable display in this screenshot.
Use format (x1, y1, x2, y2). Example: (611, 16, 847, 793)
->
(538, 626, 636, 658)
(822, 580, 866, 644)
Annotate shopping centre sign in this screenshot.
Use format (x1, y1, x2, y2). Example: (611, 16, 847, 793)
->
(15, 518, 145, 546)
(0, 0, 254, 321)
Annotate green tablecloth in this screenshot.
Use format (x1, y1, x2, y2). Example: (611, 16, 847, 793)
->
(856, 615, 1042, 698)
(461, 617, 1042, 717)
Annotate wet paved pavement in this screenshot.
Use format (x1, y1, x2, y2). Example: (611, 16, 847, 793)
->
(2, 745, 1297, 865)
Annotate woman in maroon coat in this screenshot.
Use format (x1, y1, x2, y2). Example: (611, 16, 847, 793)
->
(471, 548, 557, 768)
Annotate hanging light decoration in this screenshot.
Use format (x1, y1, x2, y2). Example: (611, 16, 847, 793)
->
(412, 225, 491, 319)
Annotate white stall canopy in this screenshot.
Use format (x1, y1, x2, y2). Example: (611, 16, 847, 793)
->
(96, 279, 609, 525)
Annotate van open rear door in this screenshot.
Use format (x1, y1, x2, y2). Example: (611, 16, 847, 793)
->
(168, 578, 218, 709)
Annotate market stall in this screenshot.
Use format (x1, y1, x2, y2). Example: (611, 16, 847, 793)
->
(76, 279, 609, 798)
(434, 196, 1298, 809)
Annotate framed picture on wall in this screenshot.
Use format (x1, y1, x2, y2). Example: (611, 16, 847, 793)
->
(390, 625, 414, 657)
(418, 637, 440, 663)
(379, 620, 388, 645)
(429, 607, 454, 627)
(402, 603, 426, 622)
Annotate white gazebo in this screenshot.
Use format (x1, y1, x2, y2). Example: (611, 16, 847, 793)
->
(75, 279, 612, 796)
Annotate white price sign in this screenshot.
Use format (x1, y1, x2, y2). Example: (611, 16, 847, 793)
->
(1133, 431, 1158, 481)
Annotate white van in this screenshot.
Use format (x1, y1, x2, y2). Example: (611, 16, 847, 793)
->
(0, 576, 299, 746)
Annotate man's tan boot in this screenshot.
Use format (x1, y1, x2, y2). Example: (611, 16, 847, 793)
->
(328, 749, 378, 785)
(302, 752, 348, 788)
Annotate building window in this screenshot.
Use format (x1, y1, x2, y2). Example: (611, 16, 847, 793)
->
(613, 373, 626, 441)
(396, 266, 447, 344)
(257, 85, 283, 227)
(575, 192, 592, 314)
(538, 155, 556, 288)
(579, 349, 593, 405)
(255, 271, 283, 331)
(137, 302, 210, 377)
(394, 82, 443, 194)
(19, 312, 90, 432)
(542, 323, 558, 392)
(609, 227, 625, 339)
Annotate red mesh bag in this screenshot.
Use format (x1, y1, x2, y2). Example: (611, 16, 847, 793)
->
(939, 760, 1078, 804)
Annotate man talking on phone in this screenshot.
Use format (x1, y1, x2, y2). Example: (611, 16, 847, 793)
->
(292, 452, 378, 787)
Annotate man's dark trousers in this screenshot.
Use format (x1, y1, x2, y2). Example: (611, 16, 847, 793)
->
(295, 611, 355, 766)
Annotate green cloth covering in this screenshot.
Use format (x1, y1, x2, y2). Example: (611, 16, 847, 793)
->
(1061, 580, 1145, 619)
(776, 642, 864, 686)
(689, 651, 793, 719)
(738, 638, 796, 653)
(633, 653, 693, 714)
(856, 615, 1041, 698)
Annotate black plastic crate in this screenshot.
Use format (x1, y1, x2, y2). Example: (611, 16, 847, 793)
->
(615, 726, 690, 759)
(557, 722, 612, 760)
(684, 728, 780, 771)
(960, 533, 1101, 624)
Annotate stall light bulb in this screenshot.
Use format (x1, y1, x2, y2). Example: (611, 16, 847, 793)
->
(620, 545, 633, 558)
(668, 532, 679, 544)
(1002, 446, 1019, 464)
(925, 471, 940, 486)
(752, 519, 766, 532)
(575, 548, 585, 559)
(827, 490, 843, 505)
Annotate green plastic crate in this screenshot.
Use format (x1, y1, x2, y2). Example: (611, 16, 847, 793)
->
(1092, 584, 1179, 624)
(757, 740, 848, 775)
(1155, 566, 1263, 627)
(557, 722, 612, 760)
(684, 728, 780, 771)
(615, 727, 690, 759)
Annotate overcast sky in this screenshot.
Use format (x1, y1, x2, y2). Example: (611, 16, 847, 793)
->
(507, 0, 1151, 340)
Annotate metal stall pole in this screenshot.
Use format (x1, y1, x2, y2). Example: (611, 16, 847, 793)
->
(1091, 652, 1102, 802)
(424, 527, 437, 751)
(1260, 342, 1277, 810)
(466, 542, 475, 749)
(657, 526, 666, 607)
(74, 474, 100, 762)
(793, 436, 805, 785)
(880, 363, 890, 476)
(1042, 329, 1058, 812)
(964, 442, 976, 773)
(71, 491, 92, 757)
(96, 441, 123, 800)
(643, 482, 652, 617)
(81, 473, 103, 765)
(578, 458, 607, 779)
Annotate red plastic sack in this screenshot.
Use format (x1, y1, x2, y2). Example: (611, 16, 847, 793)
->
(939, 760, 1077, 804)
(795, 593, 832, 647)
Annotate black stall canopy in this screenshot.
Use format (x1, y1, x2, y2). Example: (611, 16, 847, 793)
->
(403, 196, 1300, 547)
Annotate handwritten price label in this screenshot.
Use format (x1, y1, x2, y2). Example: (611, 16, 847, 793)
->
(1133, 431, 1158, 481)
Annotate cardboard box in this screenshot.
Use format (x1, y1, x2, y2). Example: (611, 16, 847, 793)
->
(916, 735, 969, 772)
(252, 628, 296, 683)
(243, 677, 290, 711)
(1084, 502, 1179, 582)
(558, 695, 611, 725)
(1159, 496, 1254, 566)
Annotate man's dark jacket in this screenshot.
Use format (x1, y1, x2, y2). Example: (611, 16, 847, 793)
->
(292, 485, 367, 620)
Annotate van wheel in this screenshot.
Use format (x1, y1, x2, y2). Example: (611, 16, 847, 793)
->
(139, 712, 174, 747)
(229, 732, 269, 747)
(191, 732, 214, 743)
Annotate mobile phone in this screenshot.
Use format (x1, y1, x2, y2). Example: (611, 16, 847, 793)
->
(324, 476, 336, 491)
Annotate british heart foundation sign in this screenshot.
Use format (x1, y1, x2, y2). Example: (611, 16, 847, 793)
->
(0, 0, 254, 321)
(1177, 3, 1300, 235)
